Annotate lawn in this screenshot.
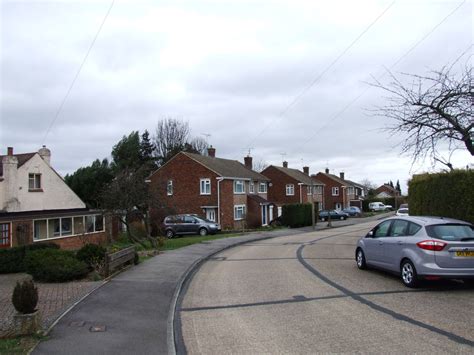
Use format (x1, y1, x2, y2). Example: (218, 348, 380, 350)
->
(0, 335, 43, 355)
(162, 233, 243, 250)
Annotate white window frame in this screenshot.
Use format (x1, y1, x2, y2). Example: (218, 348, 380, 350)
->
(200, 178, 211, 195)
(307, 186, 312, 195)
(249, 181, 255, 193)
(167, 180, 173, 196)
(33, 214, 105, 241)
(286, 184, 294, 196)
(258, 182, 267, 193)
(234, 205, 246, 220)
(315, 185, 323, 194)
(234, 180, 245, 194)
(347, 186, 354, 195)
(28, 173, 41, 190)
(332, 187, 339, 196)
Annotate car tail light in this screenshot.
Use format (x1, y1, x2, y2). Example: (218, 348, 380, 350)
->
(416, 240, 447, 251)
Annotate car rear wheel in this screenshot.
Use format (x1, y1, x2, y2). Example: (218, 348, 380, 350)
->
(340, 216, 345, 220)
(199, 228, 208, 236)
(166, 229, 174, 239)
(356, 248, 367, 270)
(401, 260, 419, 288)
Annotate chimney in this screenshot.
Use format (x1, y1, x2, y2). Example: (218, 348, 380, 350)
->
(38, 145, 51, 166)
(244, 156, 253, 170)
(340, 172, 345, 180)
(207, 146, 216, 158)
(325, 168, 329, 174)
(2, 148, 19, 211)
(303, 166, 309, 175)
(283, 161, 288, 168)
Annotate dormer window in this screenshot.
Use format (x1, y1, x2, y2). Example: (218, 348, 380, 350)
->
(28, 173, 41, 191)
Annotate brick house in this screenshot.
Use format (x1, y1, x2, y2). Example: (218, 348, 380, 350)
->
(313, 169, 365, 210)
(0, 146, 109, 250)
(148, 147, 274, 230)
(375, 184, 400, 198)
(261, 162, 324, 215)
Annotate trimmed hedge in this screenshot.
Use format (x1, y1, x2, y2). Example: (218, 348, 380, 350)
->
(77, 243, 106, 268)
(0, 243, 59, 274)
(282, 203, 312, 228)
(408, 170, 474, 223)
(24, 249, 89, 282)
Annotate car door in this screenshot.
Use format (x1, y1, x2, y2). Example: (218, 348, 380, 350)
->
(384, 219, 410, 272)
(364, 220, 392, 268)
(182, 216, 198, 234)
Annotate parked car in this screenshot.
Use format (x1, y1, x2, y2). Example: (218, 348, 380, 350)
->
(162, 214, 221, 238)
(355, 216, 474, 287)
(396, 207, 409, 216)
(399, 203, 408, 209)
(343, 206, 362, 217)
(368, 202, 393, 212)
(319, 210, 349, 221)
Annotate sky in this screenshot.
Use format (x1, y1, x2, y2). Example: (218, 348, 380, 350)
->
(1, 0, 473, 194)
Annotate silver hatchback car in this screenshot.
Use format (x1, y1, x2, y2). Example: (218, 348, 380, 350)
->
(355, 216, 474, 287)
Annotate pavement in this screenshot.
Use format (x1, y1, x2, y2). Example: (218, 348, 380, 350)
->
(33, 214, 392, 354)
(0, 273, 101, 338)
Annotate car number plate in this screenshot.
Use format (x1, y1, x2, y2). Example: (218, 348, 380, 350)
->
(455, 251, 474, 257)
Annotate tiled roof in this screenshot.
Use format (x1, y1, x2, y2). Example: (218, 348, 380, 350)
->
(0, 153, 36, 176)
(345, 179, 365, 189)
(248, 194, 271, 205)
(269, 165, 324, 185)
(184, 152, 270, 181)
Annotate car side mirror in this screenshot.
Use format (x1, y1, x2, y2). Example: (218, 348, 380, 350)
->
(366, 230, 374, 238)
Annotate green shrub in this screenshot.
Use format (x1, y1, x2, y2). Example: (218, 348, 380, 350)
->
(408, 170, 474, 223)
(24, 249, 89, 282)
(76, 244, 106, 268)
(11, 280, 38, 314)
(0, 243, 59, 274)
(282, 203, 312, 228)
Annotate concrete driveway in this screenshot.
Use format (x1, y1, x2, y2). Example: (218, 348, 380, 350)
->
(178, 221, 474, 353)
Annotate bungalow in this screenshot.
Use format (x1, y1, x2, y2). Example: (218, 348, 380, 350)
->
(375, 184, 400, 198)
(0, 146, 108, 250)
(148, 147, 274, 229)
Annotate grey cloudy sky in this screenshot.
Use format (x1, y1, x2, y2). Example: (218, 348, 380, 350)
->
(1, 0, 473, 193)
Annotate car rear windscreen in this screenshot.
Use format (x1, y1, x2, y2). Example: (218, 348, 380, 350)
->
(426, 224, 474, 241)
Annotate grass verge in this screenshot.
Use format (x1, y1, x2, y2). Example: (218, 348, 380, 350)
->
(0, 334, 46, 355)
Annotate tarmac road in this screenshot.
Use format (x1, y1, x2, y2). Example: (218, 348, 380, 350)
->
(178, 221, 474, 354)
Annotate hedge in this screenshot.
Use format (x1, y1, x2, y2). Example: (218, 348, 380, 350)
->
(408, 170, 474, 223)
(0, 243, 59, 274)
(24, 249, 89, 282)
(281, 203, 312, 228)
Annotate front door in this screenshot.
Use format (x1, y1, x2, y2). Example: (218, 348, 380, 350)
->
(262, 206, 267, 226)
(206, 209, 216, 222)
(0, 223, 11, 249)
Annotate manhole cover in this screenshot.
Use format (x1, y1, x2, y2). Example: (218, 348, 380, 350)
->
(90, 325, 106, 332)
(69, 321, 85, 327)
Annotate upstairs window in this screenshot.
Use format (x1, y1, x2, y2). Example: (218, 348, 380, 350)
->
(347, 187, 354, 195)
(307, 186, 312, 195)
(249, 182, 255, 193)
(200, 179, 211, 195)
(167, 180, 173, 196)
(314, 186, 323, 194)
(286, 184, 294, 196)
(28, 173, 41, 190)
(332, 187, 339, 196)
(258, 182, 267, 193)
(234, 180, 245, 194)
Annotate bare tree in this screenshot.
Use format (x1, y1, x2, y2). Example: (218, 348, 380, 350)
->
(252, 158, 269, 172)
(372, 61, 473, 169)
(189, 136, 209, 155)
(154, 118, 191, 165)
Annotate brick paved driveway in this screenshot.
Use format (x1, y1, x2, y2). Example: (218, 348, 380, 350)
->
(0, 273, 102, 337)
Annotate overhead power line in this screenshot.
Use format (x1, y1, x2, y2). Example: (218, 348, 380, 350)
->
(243, 0, 397, 151)
(292, 0, 468, 154)
(42, 0, 115, 144)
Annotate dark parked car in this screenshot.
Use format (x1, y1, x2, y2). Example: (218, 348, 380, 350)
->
(343, 206, 362, 217)
(355, 216, 474, 287)
(319, 210, 349, 221)
(162, 214, 221, 238)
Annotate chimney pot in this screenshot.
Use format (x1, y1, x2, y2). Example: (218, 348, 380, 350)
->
(7, 147, 13, 156)
(244, 156, 253, 170)
(283, 161, 288, 168)
(303, 166, 309, 175)
(207, 146, 216, 158)
(340, 172, 345, 180)
(325, 168, 329, 174)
